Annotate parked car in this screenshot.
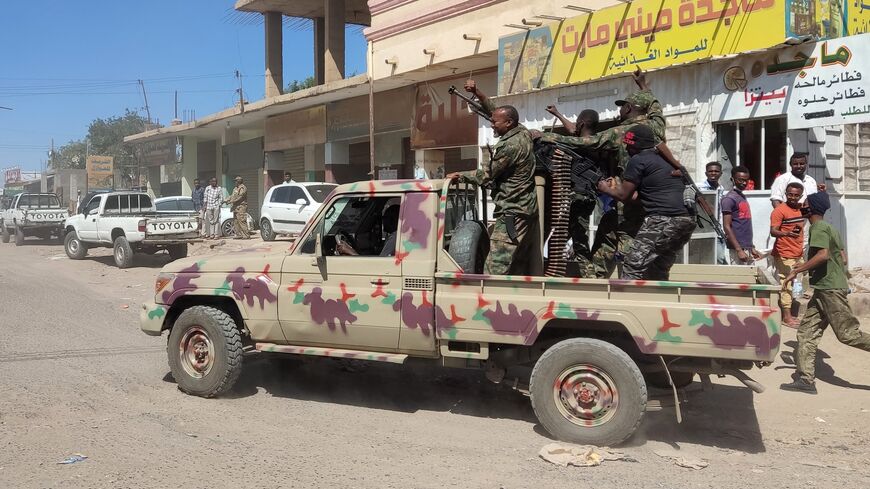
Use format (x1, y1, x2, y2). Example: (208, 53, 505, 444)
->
(64, 191, 201, 268)
(1, 193, 69, 246)
(153, 196, 253, 238)
(259, 182, 336, 241)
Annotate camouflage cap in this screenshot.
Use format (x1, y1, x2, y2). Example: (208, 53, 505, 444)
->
(615, 91, 654, 111)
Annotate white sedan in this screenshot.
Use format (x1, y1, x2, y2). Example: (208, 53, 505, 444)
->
(153, 196, 253, 238)
(259, 182, 336, 241)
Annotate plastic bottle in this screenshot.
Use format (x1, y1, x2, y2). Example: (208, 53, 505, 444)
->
(792, 275, 803, 297)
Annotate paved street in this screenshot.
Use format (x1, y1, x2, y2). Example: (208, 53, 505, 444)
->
(2, 240, 869, 488)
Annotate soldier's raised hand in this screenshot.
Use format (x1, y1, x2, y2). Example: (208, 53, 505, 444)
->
(464, 79, 477, 94)
(545, 105, 560, 116)
(632, 67, 649, 90)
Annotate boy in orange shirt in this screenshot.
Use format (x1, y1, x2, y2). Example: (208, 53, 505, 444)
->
(770, 182, 805, 327)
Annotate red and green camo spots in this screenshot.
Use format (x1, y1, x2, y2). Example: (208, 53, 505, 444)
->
(393, 291, 435, 337)
(225, 265, 278, 309)
(302, 284, 358, 333)
(654, 309, 683, 343)
(370, 280, 398, 305)
(162, 261, 204, 304)
(471, 293, 539, 340)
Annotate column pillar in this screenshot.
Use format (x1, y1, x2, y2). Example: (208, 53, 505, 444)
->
(264, 11, 283, 98)
(324, 0, 345, 83)
(314, 17, 325, 85)
(181, 136, 198, 195)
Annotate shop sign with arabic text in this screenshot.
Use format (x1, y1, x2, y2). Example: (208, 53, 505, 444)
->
(711, 33, 869, 128)
(497, 0, 870, 95)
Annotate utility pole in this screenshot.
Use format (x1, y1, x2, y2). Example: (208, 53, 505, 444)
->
(235, 70, 245, 113)
(138, 79, 152, 125)
(174, 90, 178, 120)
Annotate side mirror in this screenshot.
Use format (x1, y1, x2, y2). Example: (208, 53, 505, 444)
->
(295, 198, 308, 206)
(88, 209, 98, 216)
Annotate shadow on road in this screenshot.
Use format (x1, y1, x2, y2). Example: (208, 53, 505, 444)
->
(167, 353, 768, 450)
(90, 253, 174, 269)
(778, 340, 870, 391)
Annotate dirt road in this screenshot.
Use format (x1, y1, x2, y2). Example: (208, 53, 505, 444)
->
(1, 238, 869, 488)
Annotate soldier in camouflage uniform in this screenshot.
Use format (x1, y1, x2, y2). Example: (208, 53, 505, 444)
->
(597, 125, 695, 280)
(447, 80, 538, 276)
(536, 69, 666, 278)
(781, 192, 870, 394)
(224, 175, 251, 239)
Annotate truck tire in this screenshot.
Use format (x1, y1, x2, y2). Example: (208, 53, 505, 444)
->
(646, 371, 695, 389)
(530, 338, 647, 446)
(64, 231, 88, 259)
(221, 218, 235, 238)
(260, 218, 275, 241)
(448, 220, 489, 274)
(167, 305, 243, 398)
(113, 236, 134, 268)
(1, 222, 9, 243)
(14, 226, 25, 246)
(167, 244, 188, 260)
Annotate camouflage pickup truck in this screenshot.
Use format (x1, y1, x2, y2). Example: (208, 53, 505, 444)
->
(141, 179, 781, 446)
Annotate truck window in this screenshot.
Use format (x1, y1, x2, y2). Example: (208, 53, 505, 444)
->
(156, 200, 178, 211)
(177, 199, 195, 211)
(104, 195, 120, 214)
(288, 186, 308, 205)
(138, 195, 153, 211)
(298, 195, 399, 256)
(306, 185, 336, 203)
(83, 196, 102, 215)
(17, 194, 60, 208)
(271, 186, 291, 204)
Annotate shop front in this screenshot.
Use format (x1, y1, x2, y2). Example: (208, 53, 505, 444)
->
(265, 105, 327, 185)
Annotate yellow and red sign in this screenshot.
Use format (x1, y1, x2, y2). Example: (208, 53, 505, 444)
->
(497, 0, 868, 95)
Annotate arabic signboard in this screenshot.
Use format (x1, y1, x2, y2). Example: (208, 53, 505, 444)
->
(412, 72, 496, 149)
(4, 167, 21, 184)
(86, 155, 114, 191)
(712, 33, 870, 128)
(497, 0, 870, 95)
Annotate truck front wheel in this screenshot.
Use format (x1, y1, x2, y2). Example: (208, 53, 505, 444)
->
(64, 231, 88, 259)
(530, 338, 647, 446)
(14, 226, 24, 246)
(167, 306, 243, 398)
(113, 236, 134, 268)
(1, 222, 9, 243)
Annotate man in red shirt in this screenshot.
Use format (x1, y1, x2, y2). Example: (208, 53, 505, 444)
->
(770, 182, 805, 327)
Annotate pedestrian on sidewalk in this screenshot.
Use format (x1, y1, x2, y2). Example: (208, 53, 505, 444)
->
(781, 192, 870, 394)
(770, 182, 806, 327)
(191, 178, 205, 237)
(203, 177, 223, 239)
(722, 166, 761, 265)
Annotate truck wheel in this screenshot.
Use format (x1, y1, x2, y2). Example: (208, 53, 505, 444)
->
(14, 226, 25, 246)
(113, 236, 134, 268)
(448, 220, 489, 274)
(646, 371, 695, 389)
(260, 218, 275, 241)
(167, 244, 188, 260)
(1, 223, 9, 243)
(530, 338, 647, 446)
(64, 231, 88, 259)
(167, 305, 243, 398)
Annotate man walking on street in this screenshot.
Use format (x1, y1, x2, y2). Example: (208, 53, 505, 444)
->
(191, 178, 205, 237)
(722, 166, 761, 265)
(596, 125, 695, 280)
(770, 182, 806, 327)
(224, 175, 250, 239)
(446, 79, 538, 275)
(203, 177, 222, 239)
(781, 192, 870, 394)
(698, 161, 727, 264)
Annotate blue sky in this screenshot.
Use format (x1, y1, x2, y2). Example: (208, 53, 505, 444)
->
(0, 0, 367, 175)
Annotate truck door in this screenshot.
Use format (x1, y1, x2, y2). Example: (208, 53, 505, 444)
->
(78, 195, 103, 240)
(278, 193, 404, 351)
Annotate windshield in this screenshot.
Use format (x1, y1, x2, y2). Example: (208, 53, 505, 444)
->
(17, 194, 60, 208)
(306, 185, 337, 203)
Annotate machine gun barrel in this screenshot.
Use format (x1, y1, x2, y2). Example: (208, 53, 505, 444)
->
(448, 85, 492, 122)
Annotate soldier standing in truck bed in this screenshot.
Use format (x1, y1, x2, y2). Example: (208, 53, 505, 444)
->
(535, 68, 666, 278)
(447, 79, 538, 276)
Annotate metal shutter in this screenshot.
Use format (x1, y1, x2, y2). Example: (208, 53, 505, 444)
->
(283, 148, 305, 182)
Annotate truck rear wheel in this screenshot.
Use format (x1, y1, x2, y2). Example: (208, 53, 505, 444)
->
(113, 236, 134, 268)
(1, 222, 9, 243)
(167, 306, 243, 398)
(530, 338, 647, 446)
(167, 244, 188, 260)
(64, 231, 88, 259)
(14, 226, 24, 246)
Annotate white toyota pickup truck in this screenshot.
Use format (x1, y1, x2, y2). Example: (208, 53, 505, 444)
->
(63, 191, 201, 268)
(1, 193, 69, 246)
